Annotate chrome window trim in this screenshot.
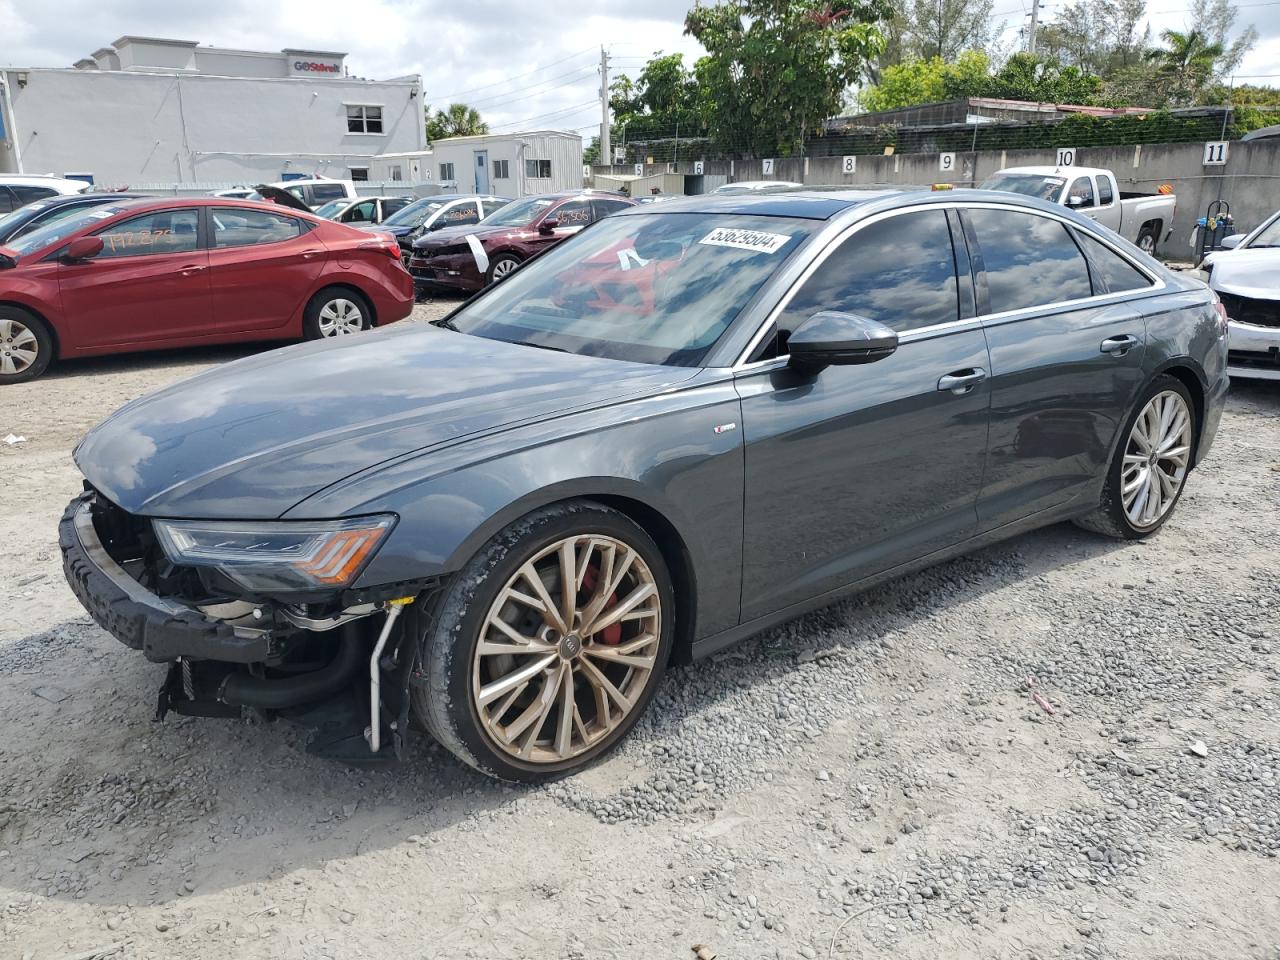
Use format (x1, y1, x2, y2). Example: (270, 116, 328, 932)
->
(731, 199, 1167, 372)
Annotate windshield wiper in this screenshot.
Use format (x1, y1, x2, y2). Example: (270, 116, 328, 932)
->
(509, 339, 568, 353)
(433, 316, 459, 331)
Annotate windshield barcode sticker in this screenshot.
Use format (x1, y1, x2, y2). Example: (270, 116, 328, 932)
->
(698, 227, 790, 254)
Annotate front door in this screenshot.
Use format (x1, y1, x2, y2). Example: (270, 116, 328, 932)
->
(474, 151, 490, 194)
(738, 207, 992, 621)
(207, 206, 324, 334)
(57, 207, 212, 349)
(960, 206, 1149, 527)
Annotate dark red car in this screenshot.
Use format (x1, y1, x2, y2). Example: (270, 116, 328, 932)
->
(0, 197, 414, 383)
(407, 191, 636, 293)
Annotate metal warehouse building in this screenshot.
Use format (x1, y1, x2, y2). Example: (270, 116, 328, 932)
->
(0, 36, 425, 187)
(372, 131, 585, 196)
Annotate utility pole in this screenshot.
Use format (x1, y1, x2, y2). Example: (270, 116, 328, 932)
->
(1027, 0, 1040, 54)
(599, 46, 612, 169)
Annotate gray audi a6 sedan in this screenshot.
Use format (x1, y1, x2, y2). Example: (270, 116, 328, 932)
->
(61, 189, 1229, 781)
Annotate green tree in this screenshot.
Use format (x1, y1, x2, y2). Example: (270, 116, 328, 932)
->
(1188, 0, 1258, 76)
(906, 0, 996, 61)
(685, 0, 893, 157)
(426, 103, 488, 141)
(1035, 0, 1149, 77)
(859, 50, 990, 111)
(1145, 29, 1224, 104)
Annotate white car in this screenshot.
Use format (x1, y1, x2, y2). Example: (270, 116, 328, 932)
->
(208, 187, 257, 200)
(312, 195, 414, 226)
(1198, 209, 1280, 381)
(713, 180, 803, 195)
(0, 175, 90, 214)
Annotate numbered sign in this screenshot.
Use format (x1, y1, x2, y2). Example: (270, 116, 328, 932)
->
(634, 163, 644, 177)
(1203, 141, 1228, 166)
(842, 156, 856, 174)
(1056, 147, 1076, 167)
(693, 160, 705, 175)
(939, 152, 955, 173)
(762, 158, 775, 175)
(582, 165, 590, 178)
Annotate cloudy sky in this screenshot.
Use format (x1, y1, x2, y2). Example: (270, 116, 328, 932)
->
(3, 0, 1277, 134)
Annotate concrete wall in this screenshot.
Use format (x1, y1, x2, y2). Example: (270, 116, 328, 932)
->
(600, 139, 1280, 255)
(0, 67, 424, 186)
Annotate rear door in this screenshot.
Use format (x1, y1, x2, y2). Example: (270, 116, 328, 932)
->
(339, 199, 378, 226)
(737, 207, 992, 619)
(1093, 174, 1121, 230)
(962, 204, 1151, 528)
(57, 207, 212, 348)
(206, 206, 324, 335)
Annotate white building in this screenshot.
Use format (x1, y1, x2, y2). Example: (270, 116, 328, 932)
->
(0, 36, 425, 188)
(372, 131, 584, 197)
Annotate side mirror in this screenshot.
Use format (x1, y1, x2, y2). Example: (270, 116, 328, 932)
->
(62, 236, 104, 263)
(1219, 234, 1244, 250)
(539, 217, 560, 234)
(1066, 194, 1087, 207)
(788, 311, 898, 373)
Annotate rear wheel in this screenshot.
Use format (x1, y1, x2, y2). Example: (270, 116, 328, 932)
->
(303, 288, 371, 340)
(412, 501, 674, 782)
(0, 307, 53, 384)
(1136, 226, 1158, 257)
(1074, 375, 1195, 539)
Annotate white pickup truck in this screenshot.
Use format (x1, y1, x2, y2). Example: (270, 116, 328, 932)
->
(979, 166, 1176, 256)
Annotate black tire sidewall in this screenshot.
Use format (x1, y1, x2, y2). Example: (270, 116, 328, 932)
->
(302, 287, 372, 340)
(1105, 374, 1195, 538)
(1137, 228, 1158, 256)
(0, 307, 53, 383)
(415, 501, 675, 782)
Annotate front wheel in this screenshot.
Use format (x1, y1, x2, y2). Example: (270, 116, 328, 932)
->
(412, 501, 674, 782)
(1074, 375, 1196, 540)
(0, 307, 53, 384)
(486, 254, 521, 286)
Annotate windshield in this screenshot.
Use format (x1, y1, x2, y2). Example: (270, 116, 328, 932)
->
(3, 203, 130, 257)
(384, 198, 440, 228)
(0, 200, 55, 236)
(312, 199, 347, 219)
(446, 212, 814, 366)
(979, 173, 1067, 202)
(1246, 212, 1280, 248)
(481, 196, 555, 228)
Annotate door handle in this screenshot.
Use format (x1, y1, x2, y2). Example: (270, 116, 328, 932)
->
(179, 264, 207, 276)
(937, 367, 987, 394)
(1100, 334, 1140, 355)
(300, 249, 323, 260)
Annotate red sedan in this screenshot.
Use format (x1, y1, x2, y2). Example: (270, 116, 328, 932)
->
(0, 197, 413, 383)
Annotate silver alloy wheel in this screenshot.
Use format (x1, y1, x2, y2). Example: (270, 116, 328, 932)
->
(316, 298, 364, 336)
(0, 317, 39, 376)
(1138, 233, 1156, 255)
(1122, 389, 1192, 529)
(491, 258, 518, 282)
(472, 534, 661, 764)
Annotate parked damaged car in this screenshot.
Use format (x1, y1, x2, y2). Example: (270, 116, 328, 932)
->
(61, 190, 1227, 781)
(408, 191, 636, 293)
(361, 194, 512, 260)
(1197, 208, 1280, 381)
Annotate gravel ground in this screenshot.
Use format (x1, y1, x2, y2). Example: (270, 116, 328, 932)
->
(1, 305, 1278, 960)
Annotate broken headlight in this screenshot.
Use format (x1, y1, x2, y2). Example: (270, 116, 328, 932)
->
(152, 515, 396, 592)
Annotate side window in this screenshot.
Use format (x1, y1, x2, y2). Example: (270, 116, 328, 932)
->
(592, 199, 632, 219)
(212, 208, 303, 248)
(442, 201, 480, 225)
(13, 186, 58, 206)
(1067, 177, 1095, 209)
(343, 200, 377, 222)
(482, 198, 510, 217)
(0, 187, 17, 214)
(778, 209, 959, 335)
(383, 198, 411, 217)
(311, 184, 348, 204)
(1097, 176, 1114, 206)
(95, 209, 200, 258)
(966, 208, 1092, 312)
(551, 199, 593, 227)
(1076, 231, 1153, 294)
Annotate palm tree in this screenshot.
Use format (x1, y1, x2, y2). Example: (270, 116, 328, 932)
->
(426, 103, 489, 141)
(1145, 29, 1224, 104)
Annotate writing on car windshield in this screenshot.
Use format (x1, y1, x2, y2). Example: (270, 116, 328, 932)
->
(446, 212, 813, 366)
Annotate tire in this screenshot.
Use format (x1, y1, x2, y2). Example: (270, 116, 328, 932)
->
(1073, 374, 1196, 540)
(1136, 226, 1158, 257)
(302, 287, 372, 340)
(486, 254, 521, 286)
(412, 500, 675, 782)
(0, 306, 54, 384)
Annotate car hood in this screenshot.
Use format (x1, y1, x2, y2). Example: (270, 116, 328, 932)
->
(74, 324, 697, 519)
(362, 223, 414, 238)
(412, 222, 530, 252)
(1204, 247, 1280, 300)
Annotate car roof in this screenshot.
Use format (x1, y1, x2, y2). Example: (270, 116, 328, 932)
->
(23, 192, 143, 207)
(996, 166, 1105, 178)
(614, 188, 904, 220)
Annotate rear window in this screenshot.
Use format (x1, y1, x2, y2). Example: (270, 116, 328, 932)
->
(311, 184, 349, 203)
(979, 173, 1067, 203)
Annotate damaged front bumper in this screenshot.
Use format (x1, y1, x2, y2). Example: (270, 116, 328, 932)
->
(58, 492, 433, 764)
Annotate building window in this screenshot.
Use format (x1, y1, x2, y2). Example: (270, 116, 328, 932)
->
(525, 158, 552, 179)
(349, 167, 369, 182)
(493, 159, 510, 180)
(346, 105, 383, 134)
(440, 162, 455, 181)
(389, 165, 404, 181)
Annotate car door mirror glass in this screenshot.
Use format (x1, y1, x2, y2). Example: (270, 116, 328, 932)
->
(787, 311, 898, 372)
(1219, 234, 1243, 250)
(63, 235, 104, 262)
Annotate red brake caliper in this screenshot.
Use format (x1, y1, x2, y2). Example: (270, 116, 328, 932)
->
(579, 564, 622, 645)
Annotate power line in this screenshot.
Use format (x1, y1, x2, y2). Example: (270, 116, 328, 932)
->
(491, 99, 599, 131)
(463, 66, 598, 109)
(433, 47, 596, 101)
